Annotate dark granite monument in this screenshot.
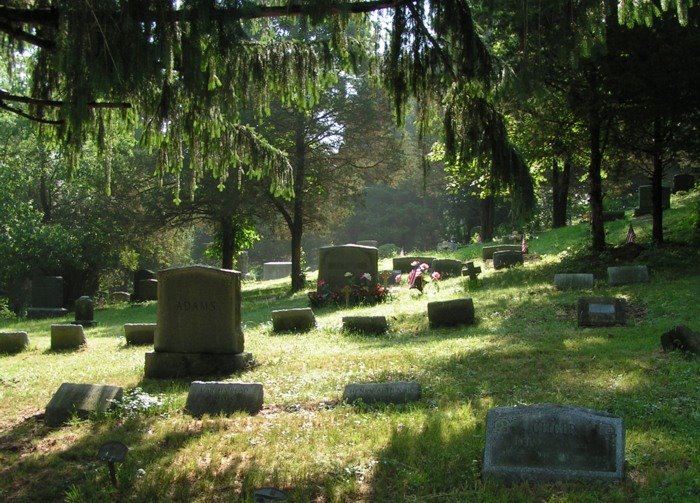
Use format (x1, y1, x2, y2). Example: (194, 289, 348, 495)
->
(427, 298, 475, 327)
(318, 244, 378, 291)
(132, 269, 156, 301)
(72, 296, 97, 327)
(634, 185, 671, 216)
(27, 276, 68, 319)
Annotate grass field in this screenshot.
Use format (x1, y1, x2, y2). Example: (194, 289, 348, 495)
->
(1, 191, 699, 502)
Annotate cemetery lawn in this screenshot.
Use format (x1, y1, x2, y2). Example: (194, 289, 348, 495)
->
(1, 191, 699, 502)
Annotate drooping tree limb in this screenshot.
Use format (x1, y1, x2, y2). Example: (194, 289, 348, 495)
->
(0, 20, 55, 49)
(0, 99, 61, 125)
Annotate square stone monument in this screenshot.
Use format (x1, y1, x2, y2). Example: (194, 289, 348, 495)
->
(144, 265, 251, 378)
(132, 269, 156, 301)
(634, 185, 670, 216)
(27, 276, 68, 319)
(317, 244, 378, 291)
(577, 297, 626, 327)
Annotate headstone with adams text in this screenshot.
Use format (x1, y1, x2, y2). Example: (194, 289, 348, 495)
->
(27, 276, 68, 319)
(483, 404, 625, 483)
(317, 245, 378, 291)
(144, 265, 251, 378)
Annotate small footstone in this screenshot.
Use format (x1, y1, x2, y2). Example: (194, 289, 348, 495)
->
(577, 298, 626, 327)
(427, 298, 475, 327)
(45, 383, 123, 427)
(342, 316, 388, 335)
(124, 323, 156, 345)
(185, 381, 263, 416)
(343, 381, 421, 405)
(51, 324, 86, 350)
(0, 331, 29, 354)
(493, 250, 524, 270)
(607, 265, 649, 286)
(271, 308, 316, 333)
(661, 325, 700, 355)
(554, 273, 594, 290)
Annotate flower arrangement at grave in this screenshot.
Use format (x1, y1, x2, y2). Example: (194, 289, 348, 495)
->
(395, 261, 441, 293)
(308, 272, 388, 308)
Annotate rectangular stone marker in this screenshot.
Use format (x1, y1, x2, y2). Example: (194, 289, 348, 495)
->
(634, 185, 670, 216)
(132, 269, 156, 301)
(185, 381, 263, 416)
(428, 298, 475, 327)
(482, 244, 522, 260)
(318, 245, 378, 291)
(607, 265, 649, 286)
(45, 383, 123, 427)
(577, 297, 626, 327)
(343, 381, 421, 405)
(554, 273, 594, 290)
(262, 262, 292, 281)
(493, 250, 524, 270)
(0, 331, 29, 354)
(124, 323, 156, 345)
(138, 279, 158, 301)
(342, 316, 388, 335)
(431, 258, 464, 279)
(271, 308, 316, 333)
(392, 256, 436, 273)
(483, 404, 625, 483)
(145, 265, 251, 378)
(27, 276, 68, 319)
(672, 173, 695, 193)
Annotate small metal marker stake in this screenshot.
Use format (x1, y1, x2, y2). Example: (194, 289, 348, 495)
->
(253, 487, 288, 502)
(342, 285, 352, 308)
(97, 441, 128, 488)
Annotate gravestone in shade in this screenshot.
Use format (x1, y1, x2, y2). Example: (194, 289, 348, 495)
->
(139, 279, 158, 301)
(44, 383, 123, 427)
(124, 323, 156, 345)
(317, 245, 378, 291)
(660, 325, 700, 355)
(577, 297, 626, 327)
(72, 296, 97, 327)
(482, 244, 522, 260)
(672, 173, 695, 193)
(132, 269, 155, 301)
(343, 381, 421, 405)
(111, 291, 131, 303)
(634, 185, 671, 216)
(236, 251, 249, 277)
(0, 331, 29, 354)
(356, 239, 378, 248)
(427, 298, 475, 327)
(483, 404, 625, 483)
(554, 274, 594, 290)
(262, 262, 292, 281)
(185, 381, 263, 416)
(271, 308, 316, 333)
(493, 250, 524, 270)
(144, 265, 252, 378)
(342, 316, 388, 335)
(392, 256, 436, 273)
(27, 276, 68, 319)
(51, 324, 86, 350)
(431, 259, 464, 279)
(607, 265, 649, 286)
(462, 261, 482, 281)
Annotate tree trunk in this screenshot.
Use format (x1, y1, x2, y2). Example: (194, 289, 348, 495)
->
(480, 195, 495, 242)
(552, 158, 571, 228)
(651, 118, 664, 245)
(290, 112, 307, 293)
(587, 70, 606, 252)
(220, 215, 235, 270)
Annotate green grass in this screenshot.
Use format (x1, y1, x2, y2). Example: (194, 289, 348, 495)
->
(1, 191, 699, 502)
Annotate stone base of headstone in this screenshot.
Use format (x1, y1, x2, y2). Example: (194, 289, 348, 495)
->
(607, 265, 649, 286)
(144, 351, 253, 378)
(482, 244, 522, 260)
(554, 273, 594, 290)
(343, 381, 421, 405)
(51, 324, 86, 350)
(27, 307, 68, 319)
(392, 256, 436, 273)
(185, 381, 263, 416)
(342, 316, 388, 335)
(271, 308, 316, 333)
(124, 323, 156, 345)
(0, 331, 29, 354)
(71, 320, 98, 327)
(45, 383, 123, 427)
(431, 259, 464, 279)
(577, 298, 626, 327)
(661, 325, 700, 355)
(493, 250, 524, 270)
(427, 298, 475, 327)
(111, 291, 131, 303)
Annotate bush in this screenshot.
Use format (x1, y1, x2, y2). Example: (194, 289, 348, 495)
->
(377, 243, 399, 259)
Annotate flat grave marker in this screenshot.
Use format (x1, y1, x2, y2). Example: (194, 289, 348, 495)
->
(185, 381, 263, 416)
(577, 297, 626, 327)
(554, 273, 594, 290)
(45, 383, 123, 427)
(607, 265, 649, 286)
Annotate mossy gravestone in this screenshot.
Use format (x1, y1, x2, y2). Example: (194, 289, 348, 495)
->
(343, 382, 421, 405)
(45, 383, 123, 427)
(51, 324, 86, 350)
(431, 258, 464, 279)
(493, 250, 524, 270)
(483, 404, 625, 483)
(262, 262, 292, 281)
(342, 316, 388, 335)
(144, 265, 251, 378)
(318, 245, 378, 291)
(0, 331, 29, 354)
(72, 296, 97, 327)
(428, 298, 475, 327)
(392, 256, 435, 273)
(124, 323, 156, 345)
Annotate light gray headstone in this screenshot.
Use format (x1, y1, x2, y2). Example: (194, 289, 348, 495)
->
(428, 298, 475, 327)
(51, 324, 86, 350)
(343, 381, 421, 405)
(262, 262, 292, 281)
(483, 404, 625, 483)
(271, 308, 316, 333)
(0, 331, 29, 354)
(318, 245, 378, 291)
(554, 274, 594, 290)
(607, 265, 649, 286)
(342, 316, 388, 335)
(185, 381, 263, 416)
(577, 297, 626, 327)
(45, 383, 123, 427)
(124, 323, 156, 345)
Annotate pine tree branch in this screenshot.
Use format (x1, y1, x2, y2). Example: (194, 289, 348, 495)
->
(0, 99, 61, 125)
(0, 20, 55, 49)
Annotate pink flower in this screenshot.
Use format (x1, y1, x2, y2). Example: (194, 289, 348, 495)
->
(395, 274, 402, 284)
(410, 260, 419, 267)
(420, 263, 430, 271)
(317, 279, 326, 287)
(431, 271, 441, 281)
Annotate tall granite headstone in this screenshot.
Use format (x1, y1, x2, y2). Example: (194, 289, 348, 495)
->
(634, 185, 671, 216)
(27, 276, 68, 319)
(672, 173, 695, 193)
(132, 269, 156, 301)
(72, 296, 97, 327)
(144, 265, 251, 378)
(317, 245, 378, 291)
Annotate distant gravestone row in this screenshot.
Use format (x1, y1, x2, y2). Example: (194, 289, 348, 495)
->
(554, 265, 650, 291)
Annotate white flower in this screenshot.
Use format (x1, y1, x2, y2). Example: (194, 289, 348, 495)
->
(344, 272, 353, 277)
(362, 273, 372, 281)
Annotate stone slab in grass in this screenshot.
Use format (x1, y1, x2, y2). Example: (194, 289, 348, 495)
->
(0, 331, 29, 354)
(343, 381, 421, 405)
(342, 316, 388, 335)
(482, 244, 522, 260)
(45, 383, 123, 427)
(427, 298, 475, 327)
(661, 325, 700, 355)
(124, 323, 156, 345)
(111, 291, 131, 303)
(145, 351, 252, 378)
(493, 250, 524, 270)
(577, 297, 626, 327)
(607, 265, 649, 286)
(554, 274, 594, 290)
(431, 258, 464, 279)
(392, 256, 436, 273)
(271, 308, 316, 333)
(483, 404, 625, 483)
(185, 381, 263, 416)
(51, 324, 86, 350)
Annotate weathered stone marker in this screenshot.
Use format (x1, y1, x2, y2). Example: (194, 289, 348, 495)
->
(634, 185, 671, 216)
(554, 274, 594, 290)
(672, 173, 695, 193)
(262, 262, 292, 281)
(271, 308, 316, 333)
(482, 244, 521, 260)
(138, 279, 158, 301)
(493, 250, 524, 270)
(462, 261, 482, 281)
(124, 323, 156, 345)
(318, 244, 379, 291)
(111, 291, 131, 303)
(483, 404, 625, 483)
(132, 269, 156, 301)
(185, 381, 263, 416)
(45, 383, 123, 427)
(431, 259, 463, 279)
(343, 381, 421, 405)
(607, 265, 649, 286)
(661, 325, 700, 355)
(342, 316, 388, 335)
(428, 298, 475, 327)
(72, 296, 97, 327)
(27, 276, 68, 319)
(144, 265, 252, 378)
(51, 324, 87, 350)
(392, 256, 435, 273)
(0, 331, 29, 354)
(577, 298, 626, 327)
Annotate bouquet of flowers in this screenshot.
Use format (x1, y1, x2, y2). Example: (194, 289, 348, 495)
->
(396, 261, 441, 293)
